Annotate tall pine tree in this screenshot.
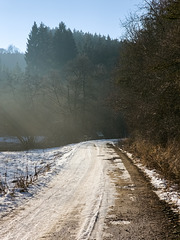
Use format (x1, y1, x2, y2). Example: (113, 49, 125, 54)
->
(25, 22, 52, 75)
(25, 22, 39, 74)
(52, 22, 77, 68)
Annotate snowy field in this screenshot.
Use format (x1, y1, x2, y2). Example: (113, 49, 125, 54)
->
(0, 143, 79, 215)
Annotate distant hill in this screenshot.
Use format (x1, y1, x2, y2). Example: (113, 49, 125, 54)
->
(0, 46, 26, 71)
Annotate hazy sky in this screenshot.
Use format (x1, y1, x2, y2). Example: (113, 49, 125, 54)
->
(0, 0, 143, 52)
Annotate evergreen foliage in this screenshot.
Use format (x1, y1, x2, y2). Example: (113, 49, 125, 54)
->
(0, 21, 124, 147)
(73, 30, 120, 68)
(52, 22, 77, 68)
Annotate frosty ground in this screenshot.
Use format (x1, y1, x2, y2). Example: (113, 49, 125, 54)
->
(0, 140, 179, 239)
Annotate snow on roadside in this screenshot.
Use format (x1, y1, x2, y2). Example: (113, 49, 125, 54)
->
(0, 143, 78, 216)
(121, 149, 180, 215)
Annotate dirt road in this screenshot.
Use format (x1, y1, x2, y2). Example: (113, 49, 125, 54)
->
(0, 141, 179, 239)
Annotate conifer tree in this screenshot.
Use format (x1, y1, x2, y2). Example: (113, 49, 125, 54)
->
(25, 22, 52, 75)
(52, 22, 77, 68)
(36, 23, 52, 73)
(25, 22, 39, 74)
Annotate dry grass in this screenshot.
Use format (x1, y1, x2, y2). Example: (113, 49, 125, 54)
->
(12, 175, 33, 192)
(0, 163, 52, 195)
(121, 138, 180, 186)
(0, 180, 7, 194)
(12, 163, 52, 192)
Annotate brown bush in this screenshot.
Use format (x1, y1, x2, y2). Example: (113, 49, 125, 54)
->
(122, 138, 180, 186)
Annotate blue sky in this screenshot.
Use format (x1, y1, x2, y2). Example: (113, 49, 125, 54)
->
(0, 0, 143, 52)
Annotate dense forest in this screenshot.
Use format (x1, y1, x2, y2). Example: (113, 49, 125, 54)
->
(0, 22, 125, 147)
(0, 0, 179, 183)
(113, 0, 180, 184)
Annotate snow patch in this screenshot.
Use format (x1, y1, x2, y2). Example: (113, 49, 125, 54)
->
(121, 149, 180, 214)
(110, 220, 131, 225)
(0, 144, 78, 215)
(116, 161, 131, 181)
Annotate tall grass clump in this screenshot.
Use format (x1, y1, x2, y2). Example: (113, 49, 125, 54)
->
(122, 138, 180, 186)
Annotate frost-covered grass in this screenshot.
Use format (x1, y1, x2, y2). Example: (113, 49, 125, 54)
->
(0, 144, 76, 215)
